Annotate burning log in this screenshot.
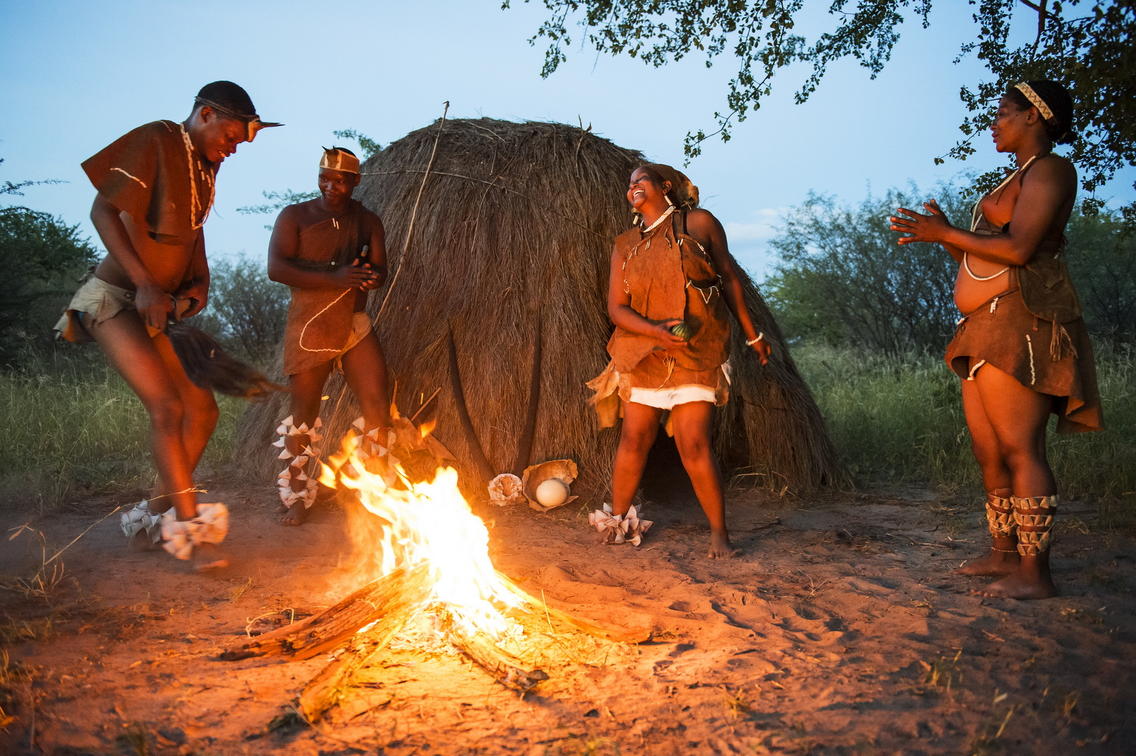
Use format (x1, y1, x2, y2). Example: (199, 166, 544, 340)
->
(220, 566, 429, 661)
(441, 609, 549, 694)
(299, 607, 416, 721)
(498, 579, 652, 645)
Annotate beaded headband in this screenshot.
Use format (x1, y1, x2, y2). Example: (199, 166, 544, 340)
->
(1013, 82, 1056, 123)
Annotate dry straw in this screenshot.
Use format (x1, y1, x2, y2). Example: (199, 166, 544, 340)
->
(238, 118, 838, 497)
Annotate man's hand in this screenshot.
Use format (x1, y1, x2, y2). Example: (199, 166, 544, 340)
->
(176, 279, 209, 317)
(135, 283, 174, 332)
(331, 259, 381, 290)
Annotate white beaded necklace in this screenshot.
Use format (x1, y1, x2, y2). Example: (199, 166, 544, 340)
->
(963, 154, 1041, 281)
(639, 204, 675, 236)
(178, 123, 216, 230)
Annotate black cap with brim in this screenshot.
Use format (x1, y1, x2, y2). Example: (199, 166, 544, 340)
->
(194, 81, 282, 142)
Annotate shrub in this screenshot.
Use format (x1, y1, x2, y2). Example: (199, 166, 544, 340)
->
(765, 186, 1136, 353)
(192, 255, 288, 364)
(0, 206, 97, 366)
(763, 186, 964, 354)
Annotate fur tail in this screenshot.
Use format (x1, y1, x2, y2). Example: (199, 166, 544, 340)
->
(167, 323, 285, 399)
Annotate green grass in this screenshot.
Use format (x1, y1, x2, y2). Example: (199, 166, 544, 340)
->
(3, 343, 1132, 516)
(793, 342, 1136, 506)
(1, 350, 241, 511)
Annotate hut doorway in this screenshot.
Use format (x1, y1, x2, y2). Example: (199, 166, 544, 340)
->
(639, 434, 696, 505)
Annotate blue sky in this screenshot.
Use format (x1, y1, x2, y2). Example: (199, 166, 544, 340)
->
(2, 0, 1132, 280)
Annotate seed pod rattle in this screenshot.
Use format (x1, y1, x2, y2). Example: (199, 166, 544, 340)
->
(669, 321, 694, 341)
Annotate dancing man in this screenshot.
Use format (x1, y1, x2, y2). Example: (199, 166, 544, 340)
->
(56, 81, 280, 569)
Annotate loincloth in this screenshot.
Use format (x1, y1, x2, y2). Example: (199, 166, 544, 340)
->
(54, 276, 136, 343)
(945, 287, 1102, 433)
(586, 351, 730, 432)
(284, 310, 373, 376)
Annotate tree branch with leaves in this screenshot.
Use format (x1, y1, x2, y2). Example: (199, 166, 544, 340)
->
(505, 0, 1134, 215)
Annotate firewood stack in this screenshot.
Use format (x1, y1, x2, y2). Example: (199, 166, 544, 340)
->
(221, 564, 648, 722)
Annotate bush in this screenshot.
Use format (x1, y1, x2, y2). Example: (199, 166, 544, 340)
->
(763, 186, 964, 354)
(0, 206, 98, 366)
(764, 186, 1136, 354)
(192, 255, 288, 364)
(1065, 209, 1136, 344)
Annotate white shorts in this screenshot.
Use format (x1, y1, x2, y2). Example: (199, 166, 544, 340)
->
(628, 384, 717, 409)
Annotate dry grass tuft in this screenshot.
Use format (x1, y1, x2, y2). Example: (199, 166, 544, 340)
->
(1, 525, 71, 602)
(920, 648, 963, 692)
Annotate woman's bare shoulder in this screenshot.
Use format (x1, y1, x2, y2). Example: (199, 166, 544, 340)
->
(685, 207, 721, 232)
(1031, 153, 1077, 183)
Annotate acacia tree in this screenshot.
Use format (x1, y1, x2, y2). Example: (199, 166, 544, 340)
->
(191, 257, 289, 363)
(1, 156, 60, 197)
(506, 0, 1135, 215)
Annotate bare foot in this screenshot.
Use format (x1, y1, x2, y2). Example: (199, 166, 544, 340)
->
(280, 504, 311, 526)
(977, 571, 1057, 600)
(708, 529, 735, 559)
(955, 549, 1019, 576)
(192, 543, 230, 572)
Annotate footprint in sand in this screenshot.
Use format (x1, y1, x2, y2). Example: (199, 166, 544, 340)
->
(839, 575, 902, 598)
(769, 602, 849, 647)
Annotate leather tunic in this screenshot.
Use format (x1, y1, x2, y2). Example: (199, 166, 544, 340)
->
(607, 211, 730, 374)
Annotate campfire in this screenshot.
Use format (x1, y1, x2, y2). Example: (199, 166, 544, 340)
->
(222, 413, 648, 722)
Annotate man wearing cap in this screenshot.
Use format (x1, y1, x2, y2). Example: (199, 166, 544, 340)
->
(55, 81, 280, 569)
(267, 147, 390, 525)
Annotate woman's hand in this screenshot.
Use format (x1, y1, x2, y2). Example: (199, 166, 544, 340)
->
(890, 199, 953, 245)
(749, 337, 771, 366)
(331, 259, 381, 290)
(135, 282, 174, 332)
(655, 319, 689, 348)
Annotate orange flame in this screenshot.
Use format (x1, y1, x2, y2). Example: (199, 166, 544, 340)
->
(319, 427, 522, 639)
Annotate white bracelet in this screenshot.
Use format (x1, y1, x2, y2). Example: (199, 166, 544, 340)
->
(745, 333, 765, 346)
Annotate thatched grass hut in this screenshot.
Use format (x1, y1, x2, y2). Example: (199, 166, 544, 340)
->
(237, 118, 838, 500)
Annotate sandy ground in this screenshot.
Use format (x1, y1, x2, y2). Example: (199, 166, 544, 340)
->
(1, 473, 1134, 755)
